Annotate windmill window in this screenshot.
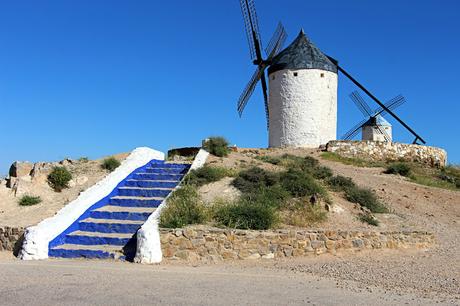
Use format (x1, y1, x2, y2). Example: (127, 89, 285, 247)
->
(320, 73, 324, 78)
(272, 75, 275, 80)
(293, 72, 298, 77)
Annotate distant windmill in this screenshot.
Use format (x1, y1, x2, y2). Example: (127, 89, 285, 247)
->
(342, 91, 406, 142)
(236, 0, 426, 147)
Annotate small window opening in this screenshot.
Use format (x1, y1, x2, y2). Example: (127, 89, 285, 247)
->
(293, 72, 298, 77)
(320, 73, 325, 78)
(272, 75, 275, 80)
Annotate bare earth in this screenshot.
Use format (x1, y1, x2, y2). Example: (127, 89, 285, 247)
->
(0, 153, 127, 228)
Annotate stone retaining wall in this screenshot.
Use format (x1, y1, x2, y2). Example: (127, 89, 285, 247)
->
(0, 226, 25, 252)
(160, 227, 434, 262)
(325, 140, 447, 167)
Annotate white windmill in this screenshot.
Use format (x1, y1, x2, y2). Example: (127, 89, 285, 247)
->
(236, 0, 426, 146)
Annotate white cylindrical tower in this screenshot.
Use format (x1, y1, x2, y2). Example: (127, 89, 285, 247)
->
(267, 30, 338, 148)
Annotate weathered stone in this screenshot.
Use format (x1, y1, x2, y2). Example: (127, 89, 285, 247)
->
(9, 162, 33, 178)
(183, 228, 197, 239)
(283, 247, 293, 257)
(221, 250, 238, 260)
(311, 240, 325, 249)
(352, 239, 364, 248)
(262, 253, 275, 259)
(175, 250, 189, 260)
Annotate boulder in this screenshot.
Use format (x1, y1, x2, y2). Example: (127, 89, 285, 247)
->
(9, 162, 33, 178)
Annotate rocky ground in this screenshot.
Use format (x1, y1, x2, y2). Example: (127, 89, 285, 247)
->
(0, 153, 127, 228)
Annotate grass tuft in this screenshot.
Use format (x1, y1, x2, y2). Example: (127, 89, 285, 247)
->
(384, 162, 411, 177)
(345, 186, 388, 213)
(358, 213, 379, 226)
(185, 165, 235, 187)
(18, 195, 42, 206)
(101, 157, 121, 172)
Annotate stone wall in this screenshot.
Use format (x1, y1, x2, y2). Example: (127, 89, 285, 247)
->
(0, 226, 24, 252)
(160, 226, 434, 262)
(325, 140, 447, 167)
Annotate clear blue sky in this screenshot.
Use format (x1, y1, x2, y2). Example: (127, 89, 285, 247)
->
(1, 0, 459, 174)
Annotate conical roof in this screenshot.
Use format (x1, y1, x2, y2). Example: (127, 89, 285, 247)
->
(268, 29, 337, 75)
(363, 115, 392, 127)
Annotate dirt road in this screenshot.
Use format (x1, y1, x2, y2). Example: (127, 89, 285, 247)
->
(0, 254, 449, 306)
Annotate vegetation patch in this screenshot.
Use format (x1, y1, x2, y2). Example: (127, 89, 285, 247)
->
(101, 157, 121, 172)
(48, 166, 72, 192)
(232, 167, 279, 193)
(160, 185, 208, 228)
(18, 195, 42, 206)
(358, 213, 379, 226)
(78, 157, 89, 163)
(185, 165, 235, 187)
(213, 199, 278, 230)
(384, 162, 411, 177)
(282, 199, 327, 227)
(345, 186, 388, 213)
(203, 136, 230, 157)
(320, 152, 386, 168)
(326, 175, 356, 191)
(279, 169, 327, 198)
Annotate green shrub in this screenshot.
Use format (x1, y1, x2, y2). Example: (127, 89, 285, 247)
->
(232, 167, 279, 193)
(18, 195, 42, 206)
(358, 213, 379, 226)
(327, 175, 356, 191)
(48, 166, 72, 192)
(241, 185, 290, 209)
(311, 166, 333, 180)
(279, 169, 326, 198)
(101, 157, 121, 172)
(345, 186, 388, 213)
(185, 166, 234, 186)
(78, 157, 89, 163)
(213, 200, 278, 230)
(159, 186, 207, 228)
(203, 136, 230, 157)
(302, 156, 320, 169)
(384, 162, 411, 177)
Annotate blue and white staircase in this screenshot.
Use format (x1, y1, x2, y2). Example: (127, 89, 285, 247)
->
(48, 160, 190, 261)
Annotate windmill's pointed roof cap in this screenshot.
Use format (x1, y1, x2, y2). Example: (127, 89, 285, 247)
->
(363, 115, 392, 127)
(268, 30, 337, 74)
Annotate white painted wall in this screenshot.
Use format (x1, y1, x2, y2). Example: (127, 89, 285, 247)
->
(362, 125, 392, 142)
(19, 147, 165, 260)
(134, 149, 209, 264)
(268, 68, 337, 148)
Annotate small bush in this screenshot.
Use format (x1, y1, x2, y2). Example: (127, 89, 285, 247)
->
(311, 166, 333, 180)
(327, 175, 356, 191)
(321, 152, 386, 168)
(48, 166, 72, 192)
(232, 167, 279, 193)
(302, 156, 320, 169)
(78, 157, 89, 163)
(345, 186, 388, 213)
(283, 200, 327, 227)
(279, 169, 326, 198)
(185, 166, 234, 187)
(159, 185, 207, 228)
(203, 136, 230, 157)
(101, 157, 121, 172)
(241, 185, 290, 209)
(213, 200, 278, 230)
(384, 163, 411, 177)
(358, 213, 379, 226)
(18, 195, 42, 206)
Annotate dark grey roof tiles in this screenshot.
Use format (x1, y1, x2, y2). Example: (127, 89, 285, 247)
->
(268, 29, 337, 74)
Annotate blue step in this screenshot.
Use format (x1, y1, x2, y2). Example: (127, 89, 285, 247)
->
(49, 248, 115, 259)
(79, 221, 141, 233)
(109, 197, 163, 207)
(64, 235, 131, 246)
(148, 163, 190, 169)
(133, 173, 183, 181)
(89, 211, 151, 221)
(144, 167, 189, 174)
(123, 180, 178, 189)
(117, 187, 171, 198)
